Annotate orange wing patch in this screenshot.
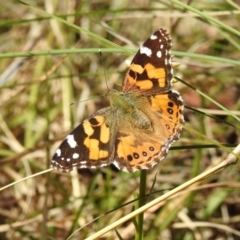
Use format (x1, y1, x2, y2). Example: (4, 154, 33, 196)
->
(83, 116, 110, 160)
(149, 91, 184, 139)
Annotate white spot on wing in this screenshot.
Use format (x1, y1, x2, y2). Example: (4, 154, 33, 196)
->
(56, 149, 61, 157)
(140, 45, 152, 57)
(113, 161, 120, 169)
(171, 89, 181, 95)
(150, 34, 157, 40)
(100, 163, 108, 167)
(80, 165, 87, 168)
(67, 134, 77, 148)
(157, 51, 162, 58)
(72, 153, 79, 159)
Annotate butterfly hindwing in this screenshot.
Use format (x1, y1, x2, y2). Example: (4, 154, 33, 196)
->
(148, 90, 184, 141)
(113, 130, 169, 172)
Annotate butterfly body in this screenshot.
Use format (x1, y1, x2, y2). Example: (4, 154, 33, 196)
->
(51, 28, 184, 172)
(107, 90, 152, 129)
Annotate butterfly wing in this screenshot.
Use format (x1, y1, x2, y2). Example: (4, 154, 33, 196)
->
(122, 28, 173, 94)
(51, 108, 116, 172)
(113, 90, 184, 172)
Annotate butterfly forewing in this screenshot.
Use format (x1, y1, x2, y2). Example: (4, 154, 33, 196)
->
(122, 28, 173, 94)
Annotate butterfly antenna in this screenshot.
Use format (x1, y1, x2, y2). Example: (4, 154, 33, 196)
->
(69, 95, 105, 106)
(98, 50, 109, 91)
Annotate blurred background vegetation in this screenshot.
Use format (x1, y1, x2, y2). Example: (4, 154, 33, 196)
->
(0, 0, 239, 239)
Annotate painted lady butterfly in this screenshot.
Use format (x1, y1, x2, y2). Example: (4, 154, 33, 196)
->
(51, 28, 184, 172)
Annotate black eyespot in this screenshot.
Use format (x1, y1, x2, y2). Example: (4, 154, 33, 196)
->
(168, 102, 174, 107)
(149, 146, 154, 151)
(167, 108, 173, 114)
(133, 153, 139, 159)
(127, 155, 133, 161)
(142, 151, 147, 156)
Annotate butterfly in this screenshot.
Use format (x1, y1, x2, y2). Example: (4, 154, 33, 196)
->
(51, 28, 184, 173)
